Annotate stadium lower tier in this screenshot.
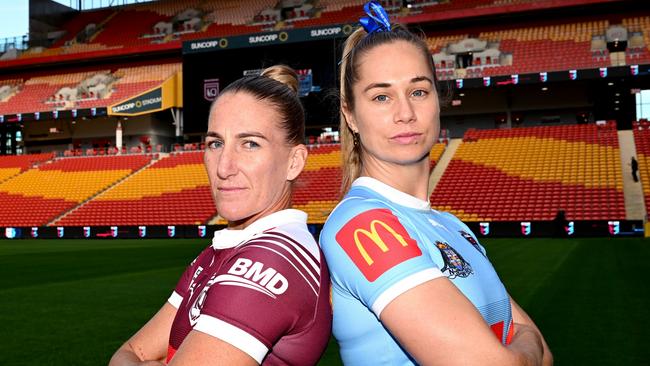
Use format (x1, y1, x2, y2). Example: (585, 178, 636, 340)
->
(0, 192, 76, 226)
(55, 186, 216, 226)
(431, 159, 626, 221)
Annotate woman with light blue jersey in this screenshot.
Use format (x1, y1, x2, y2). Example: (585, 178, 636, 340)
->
(319, 2, 552, 365)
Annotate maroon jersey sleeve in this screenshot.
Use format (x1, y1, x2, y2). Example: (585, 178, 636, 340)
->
(168, 249, 209, 308)
(192, 234, 323, 364)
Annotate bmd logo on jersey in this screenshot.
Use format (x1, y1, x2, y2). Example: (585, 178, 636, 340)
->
(213, 258, 289, 299)
(336, 209, 421, 282)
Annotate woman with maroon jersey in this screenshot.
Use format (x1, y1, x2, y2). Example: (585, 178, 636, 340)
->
(109, 65, 332, 366)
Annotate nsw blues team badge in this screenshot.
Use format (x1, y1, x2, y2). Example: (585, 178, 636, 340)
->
(435, 241, 473, 279)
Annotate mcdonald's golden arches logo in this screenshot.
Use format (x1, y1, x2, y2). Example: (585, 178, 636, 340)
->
(336, 209, 422, 281)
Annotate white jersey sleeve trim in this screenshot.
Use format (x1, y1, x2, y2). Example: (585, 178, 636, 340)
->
(371, 268, 444, 317)
(194, 314, 268, 364)
(167, 291, 183, 309)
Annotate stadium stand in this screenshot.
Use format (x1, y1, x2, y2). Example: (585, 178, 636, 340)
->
(430, 16, 650, 79)
(0, 152, 55, 183)
(632, 120, 650, 216)
(430, 122, 626, 221)
(0, 62, 180, 115)
(0, 155, 151, 226)
(55, 151, 215, 226)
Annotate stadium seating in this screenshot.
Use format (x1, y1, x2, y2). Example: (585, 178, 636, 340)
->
(632, 120, 650, 214)
(0, 152, 55, 182)
(0, 155, 151, 226)
(55, 151, 216, 226)
(430, 122, 626, 221)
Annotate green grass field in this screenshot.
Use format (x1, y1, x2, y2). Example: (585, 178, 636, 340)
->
(1, 237, 648, 365)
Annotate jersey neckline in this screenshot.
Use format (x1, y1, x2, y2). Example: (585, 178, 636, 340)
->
(211, 209, 308, 249)
(352, 176, 432, 211)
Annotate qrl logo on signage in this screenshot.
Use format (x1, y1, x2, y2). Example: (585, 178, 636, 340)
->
(212, 258, 289, 298)
(565, 221, 575, 235)
(138, 226, 147, 238)
(608, 221, 620, 235)
(83, 226, 91, 238)
(110, 226, 118, 238)
(168, 225, 176, 237)
(539, 72, 548, 82)
(197, 225, 206, 238)
(204, 79, 220, 101)
(336, 209, 422, 282)
(57, 227, 65, 238)
(479, 222, 490, 235)
(521, 222, 531, 236)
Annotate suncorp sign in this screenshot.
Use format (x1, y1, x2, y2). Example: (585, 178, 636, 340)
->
(310, 27, 341, 38)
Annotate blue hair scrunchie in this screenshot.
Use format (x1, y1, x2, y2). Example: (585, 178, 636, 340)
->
(359, 1, 391, 34)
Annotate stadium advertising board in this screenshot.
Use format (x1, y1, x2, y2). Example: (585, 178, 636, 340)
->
(183, 24, 354, 54)
(108, 73, 182, 117)
(2, 225, 219, 239)
(0, 221, 643, 239)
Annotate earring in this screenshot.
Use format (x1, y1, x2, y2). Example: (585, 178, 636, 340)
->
(353, 132, 360, 147)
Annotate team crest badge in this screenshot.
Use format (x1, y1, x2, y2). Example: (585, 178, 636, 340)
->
(435, 241, 473, 279)
(459, 230, 485, 256)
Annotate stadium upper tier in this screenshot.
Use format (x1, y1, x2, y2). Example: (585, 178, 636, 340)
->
(431, 122, 626, 221)
(55, 151, 216, 226)
(431, 16, 650, 79)
(1, 0, 637, 77)
(0, 63, 180, 116)
(0, 155, 151, 226)
(632, 121, 650, 214)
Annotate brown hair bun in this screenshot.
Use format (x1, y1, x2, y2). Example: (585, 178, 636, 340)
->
(261, 65, 299, 94)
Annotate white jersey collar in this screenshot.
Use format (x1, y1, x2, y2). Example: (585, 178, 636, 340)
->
(352, 176, 432, 211)
(211, 209, 307, 249)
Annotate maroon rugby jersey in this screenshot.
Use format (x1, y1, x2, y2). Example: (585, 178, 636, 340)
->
(166, 209, 332, 365)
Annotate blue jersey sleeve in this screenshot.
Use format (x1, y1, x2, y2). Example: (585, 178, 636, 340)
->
(320, 198, 443, 317)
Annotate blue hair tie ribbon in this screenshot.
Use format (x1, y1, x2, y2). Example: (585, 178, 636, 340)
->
(360, 1, 391, 34)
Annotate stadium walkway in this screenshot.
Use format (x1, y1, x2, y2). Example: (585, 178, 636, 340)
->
(428, 138, 462, 197)
(618, 130, 646, 220)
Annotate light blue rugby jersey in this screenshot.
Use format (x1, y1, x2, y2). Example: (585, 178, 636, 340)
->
(320, 177, 512, 366)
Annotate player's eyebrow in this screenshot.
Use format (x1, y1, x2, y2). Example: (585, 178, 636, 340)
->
(204, 131, 269, 141)
(363, 76, 433, 93)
